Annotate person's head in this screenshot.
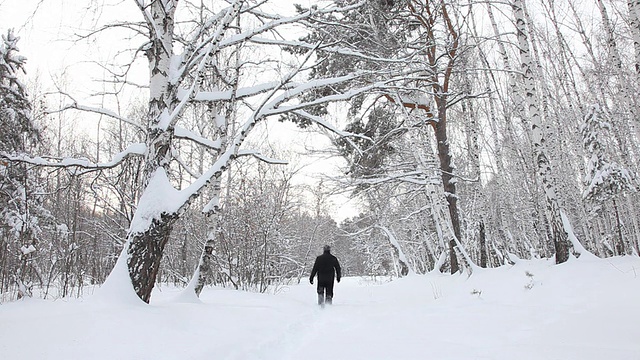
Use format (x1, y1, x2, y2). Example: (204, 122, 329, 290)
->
(323, 245, 331, 253)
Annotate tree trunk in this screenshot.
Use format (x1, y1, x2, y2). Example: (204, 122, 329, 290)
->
(625, 196, 640, 255)
(404, 0, 463, 273)
(194, 118, 227, 294)
(127, 214, 178, 303)
(628, 0, 640, 74)
(479, 221, 488, 268)
(487, 1, 544, 250)
(123, 0, 178, 303)
(612, 198, 626, 255)
(513, 0, 570, 263)
(434, 97, 461, 274)
(377, 225, 410, 276)
(598, 0, 640, 159)
(194, 218, 219, 296)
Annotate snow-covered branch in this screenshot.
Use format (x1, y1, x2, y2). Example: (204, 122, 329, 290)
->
(52, 102, 144, 132)
(163, 1, 244, 130)
(237, 150, 288, 165)
(173, 127, 222, 151)
(261, 73, 407, 118)
(178, 1, 243, 81)
(177, 81, 288, 103)
(249, 37, 416, 64)
(354, 171, 439, 187)
(0, 143, 146, 173)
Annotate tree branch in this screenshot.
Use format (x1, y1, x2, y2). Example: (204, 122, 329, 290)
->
(1, 143, 146, 174)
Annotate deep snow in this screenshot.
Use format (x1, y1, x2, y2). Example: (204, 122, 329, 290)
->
(1, 256, 639, 360)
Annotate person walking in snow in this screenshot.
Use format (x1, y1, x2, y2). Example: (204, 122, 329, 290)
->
(309, 245, 341, 306)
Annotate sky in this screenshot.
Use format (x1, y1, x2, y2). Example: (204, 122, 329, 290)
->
(0, 1, 141, 93)
(1, 255, 638, 359)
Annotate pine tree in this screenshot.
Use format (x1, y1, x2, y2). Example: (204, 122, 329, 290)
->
(0, 30, 34, 150)
(0, 29, 46, 299)
(581, 104, 635, 255)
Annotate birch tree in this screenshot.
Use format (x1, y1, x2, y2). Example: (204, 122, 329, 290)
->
(512, 0, 573, 263)
(597, 0, 639, 139)
(628, 0, 640, 74)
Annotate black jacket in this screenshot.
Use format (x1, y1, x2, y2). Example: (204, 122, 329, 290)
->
(310, 250, 341, 283)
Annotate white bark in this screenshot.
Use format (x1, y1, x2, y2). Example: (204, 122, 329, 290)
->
(628, 0, 640, 74)
(512, 0, 571, 263)
(597, 0, 636, 118)
(376, 225, 411, 276)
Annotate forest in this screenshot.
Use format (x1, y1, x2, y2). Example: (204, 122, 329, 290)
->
(1, 0, 639, 304)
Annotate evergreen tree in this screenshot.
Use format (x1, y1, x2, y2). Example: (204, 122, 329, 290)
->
(0, 30, 35, 149)
(581, 104, 635, 254)
(0, 29, 47, 299)
(581, 105, 634, 202)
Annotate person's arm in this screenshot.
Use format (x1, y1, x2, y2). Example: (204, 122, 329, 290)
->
(309, 259, 318, 284)
(335, 257, 341, 282)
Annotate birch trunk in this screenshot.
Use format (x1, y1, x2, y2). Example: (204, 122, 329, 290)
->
(624, 196, 640, 255)
(434, 97, 461, 273)
(479, 222, 487, 268)
(125, 0, 246, 301)
(628, 0, 640, 74)
(474, 8, 509, 250)
(612, 198, 626, 255)
(460, 18, 487, 266)
(487, 1, 550, 250)
(194, 40, 238, 294)
(376, 225, 410, 276)
(194, 174, 224, 295)
(512, 0, 570, 263)
(126, 0, 179, 303)
(597, 0, 639, 125)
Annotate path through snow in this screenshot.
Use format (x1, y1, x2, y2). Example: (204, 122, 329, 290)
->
(1, 256, 639, 360)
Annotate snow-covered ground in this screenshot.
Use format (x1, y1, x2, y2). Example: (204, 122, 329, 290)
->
(1, 256, 639, 360)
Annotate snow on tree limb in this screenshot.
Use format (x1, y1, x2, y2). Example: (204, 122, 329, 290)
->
(176, 1, 320, 85)
(177, 1, 245, 81)
(249, 37, 415, 64)
(0, 143, 146, 172)
(237, 150, 288, 165)
(581, 104, 635, 201)
(178, 81, 286, 103)
(375, 225, 412, 276)
(158, 71, 397, 225)
(52, 102, 144, 131)
(161, 1, 244, 130)
(261, 74, 407, 117)
(355, 171, 437, 186)
(128, 168, 181, 235)
(173, 126, 222, 151)
(291, 110, 359, 138)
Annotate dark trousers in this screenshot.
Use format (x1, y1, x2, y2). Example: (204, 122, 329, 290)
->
(317, 279, 334, 304)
